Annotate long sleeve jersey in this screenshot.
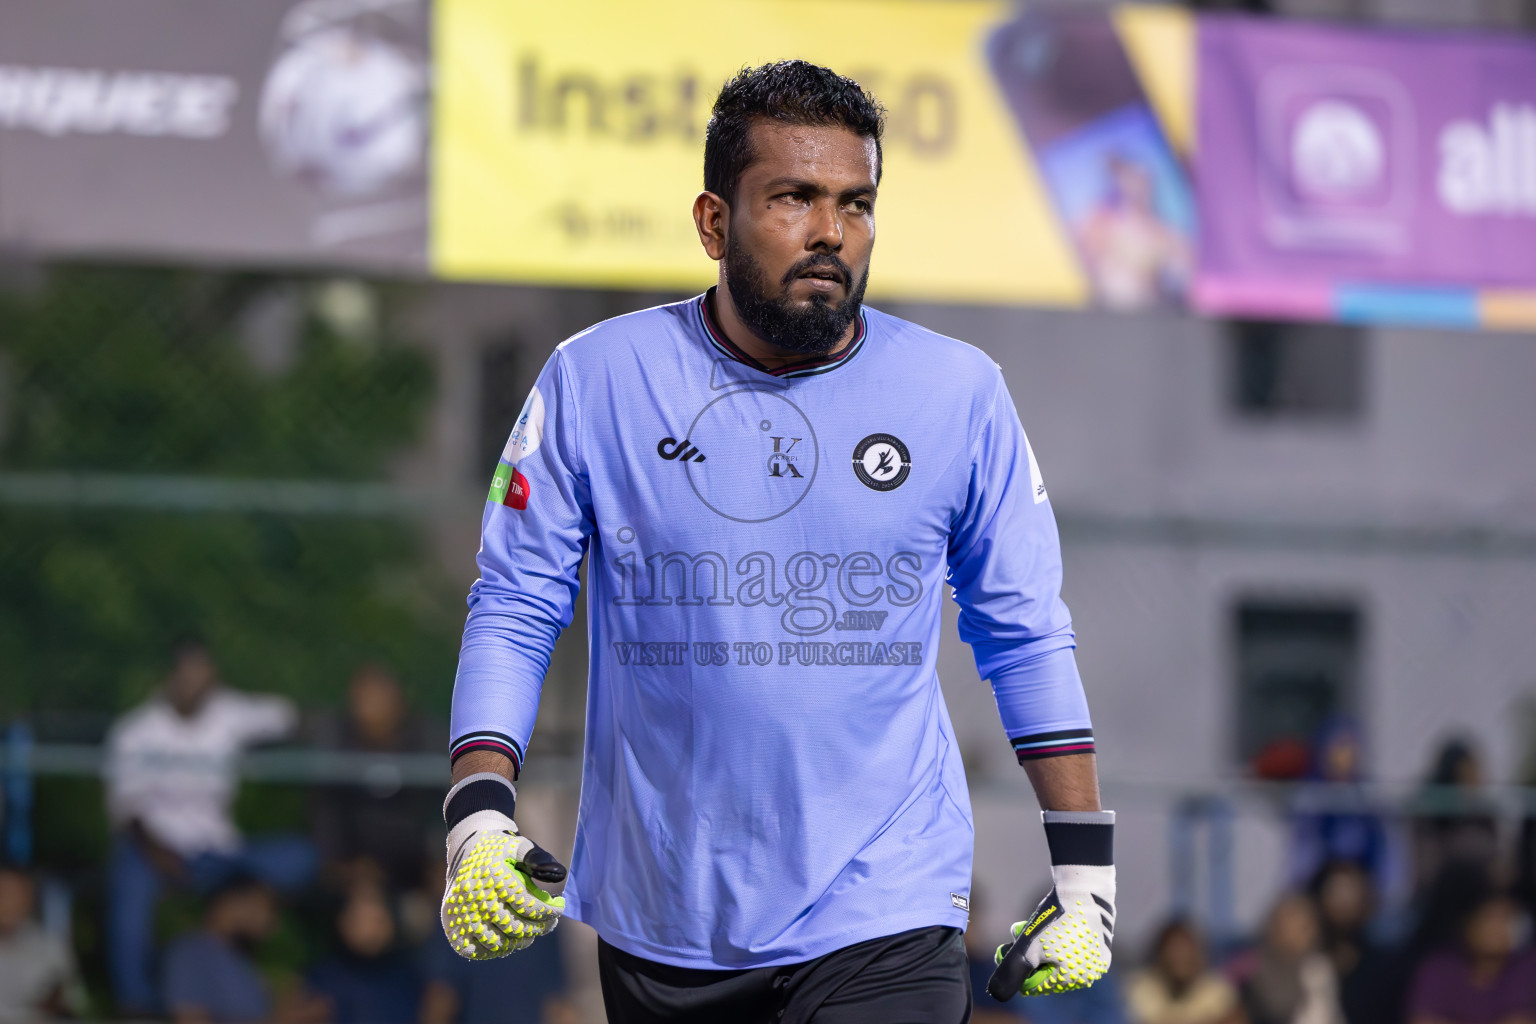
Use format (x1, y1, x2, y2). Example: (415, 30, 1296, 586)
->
(450, 291, 1094, 970)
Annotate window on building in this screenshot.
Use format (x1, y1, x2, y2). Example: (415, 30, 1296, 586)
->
(1227, 320, 1366, 419)
(1234, 601, 1362, 775)
(478, 339, 527, 482)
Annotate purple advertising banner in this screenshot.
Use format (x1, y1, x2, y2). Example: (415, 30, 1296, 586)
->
(1195, 15, 1536, 329)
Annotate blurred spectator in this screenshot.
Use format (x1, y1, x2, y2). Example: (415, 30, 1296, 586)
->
(963, 896, 1025, 1022)
(1509, 725, 1536, 925)
(421, 931, 574, 1024)
(308, 664, 441, 892)
(0, 864, 82, 1023)
(1407, 887, 1536, 1024)
(1310, 861, 1393, 1024)
(105, 639, 316, 1014)
(1126, 918, 1241, 1024)
(161, 876, 326, 1024)
(305, 882, 421, 1024)
(1409, 864, 1503, 965)
(1290, 720, 1389, 887)
(1412, 738, 1499, 894)
(1233, 893, 1344, 1024)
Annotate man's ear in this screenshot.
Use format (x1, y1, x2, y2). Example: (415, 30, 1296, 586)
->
(693, 191, 729, 261)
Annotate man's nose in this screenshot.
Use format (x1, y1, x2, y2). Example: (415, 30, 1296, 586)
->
(807, 199, 844, 251)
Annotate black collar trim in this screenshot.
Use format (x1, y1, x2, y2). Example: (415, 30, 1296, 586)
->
(696, 289, 866, 380)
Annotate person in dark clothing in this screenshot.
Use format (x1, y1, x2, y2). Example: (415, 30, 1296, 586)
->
(1412, 739, 1499, 896)
(1291, 720, 1389, 888)
(305, 882, 422, 1024)
(1311, 861, 1393, 1024)
(421, 924, 572, 1024)
(1509, 728, 1536, 928)
(308, 665, 442, 892)
(1411, 865, 1504, 964)
(162, 876, 327, 1024)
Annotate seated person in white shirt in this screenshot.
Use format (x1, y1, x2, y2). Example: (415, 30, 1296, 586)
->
(0, 863, 84, 1024)
(105, 639, 315, 1015)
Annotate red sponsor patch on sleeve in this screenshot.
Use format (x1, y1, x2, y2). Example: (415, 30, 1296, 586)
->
(504, 469, 530, 510)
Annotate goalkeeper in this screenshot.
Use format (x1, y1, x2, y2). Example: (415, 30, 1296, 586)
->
(442, 60, 1114, 1022)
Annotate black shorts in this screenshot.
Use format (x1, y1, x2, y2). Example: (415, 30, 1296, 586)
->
(597, 926, 971, 1024)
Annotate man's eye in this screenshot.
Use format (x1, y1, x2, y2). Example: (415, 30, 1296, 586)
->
(847, 199, 871, 213)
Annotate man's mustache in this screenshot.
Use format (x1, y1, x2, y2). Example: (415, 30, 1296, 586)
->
(781, 253, 854, 288)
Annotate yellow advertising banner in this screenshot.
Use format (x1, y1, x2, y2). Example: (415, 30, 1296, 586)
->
(433, 1, 1192, 306)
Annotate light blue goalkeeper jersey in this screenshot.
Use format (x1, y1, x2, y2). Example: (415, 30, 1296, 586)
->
(450, 291, 1094, 970)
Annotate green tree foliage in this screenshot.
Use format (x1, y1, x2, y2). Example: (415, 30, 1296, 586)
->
(0, 266, 459, 717)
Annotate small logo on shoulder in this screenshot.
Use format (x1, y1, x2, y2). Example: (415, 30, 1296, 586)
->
(488, 465, 530, 511)
(852, 433, 911, 491)
(951, 893, 970, 911)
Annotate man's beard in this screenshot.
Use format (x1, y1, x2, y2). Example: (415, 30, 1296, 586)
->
(723, 236, 869, 357)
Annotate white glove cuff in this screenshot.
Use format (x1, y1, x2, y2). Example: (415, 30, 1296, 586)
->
(1050, 863, 1116, 892)
(1041, 810, 1115, 826)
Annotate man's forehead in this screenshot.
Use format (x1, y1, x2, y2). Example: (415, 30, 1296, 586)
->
(741, 119, 878, 185)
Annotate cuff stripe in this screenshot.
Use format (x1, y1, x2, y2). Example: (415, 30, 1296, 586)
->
(1043, 815, 1114, 866)
(450, 731, 524, 776)
(1011, 729, 1095, 763)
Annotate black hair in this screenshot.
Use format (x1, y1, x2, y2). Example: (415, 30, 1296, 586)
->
(1148, 916, 1201, 961)
(1409, 862, 1495, 956)
(704, 60, 886, 207)
(1428, 736, 1478, 786)
(169, 631, 208, 665)
(205, 871, 270, 909)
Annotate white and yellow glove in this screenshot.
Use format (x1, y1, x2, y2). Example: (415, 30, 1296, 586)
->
(440, 773, 566, 960)
(988, 810, 1116, 1000)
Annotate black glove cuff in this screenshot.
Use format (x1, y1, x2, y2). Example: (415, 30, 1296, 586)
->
(443, 773, 517, 830)
(1042, 809, 1115, 866)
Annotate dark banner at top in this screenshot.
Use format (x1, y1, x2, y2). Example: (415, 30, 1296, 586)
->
(0, 0, 429, 271)
(4, 1, 1536, 331)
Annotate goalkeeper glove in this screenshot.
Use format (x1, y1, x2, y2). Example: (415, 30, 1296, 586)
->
(440, 772, 567, 960)
(988, 809, 1116, 1000)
